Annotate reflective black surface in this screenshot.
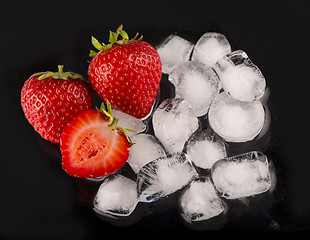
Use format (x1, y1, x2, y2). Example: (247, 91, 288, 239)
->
(1, 0, 310, 237)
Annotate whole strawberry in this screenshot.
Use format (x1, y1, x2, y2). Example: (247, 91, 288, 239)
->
(88, 25, 162, 119)
(21, 65, 93, 143)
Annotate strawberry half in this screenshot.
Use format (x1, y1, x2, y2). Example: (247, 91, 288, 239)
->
(21, 65, 93, 143)
(88, 25, 162, 119)
(60, 102, 132, 178)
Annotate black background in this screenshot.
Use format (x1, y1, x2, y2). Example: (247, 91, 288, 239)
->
(1, 0, 310, 238)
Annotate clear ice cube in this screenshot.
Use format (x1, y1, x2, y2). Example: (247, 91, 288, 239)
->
(127, 133, 167, 173)
(168, 61, 220, 116)
(214, 50, 266, 102)
(191, 32, 231, 67)
(156, 35, 194, 74)
(179, 177, 225, 222)
(208, 91, 265, 142)
(93, 174, 138, 216)
(211, 151, 272, 199)
(152, 98, 199, 154)
(185, 129, 227, 170)
(112, 109, 146, 136)
(137, 153, 198, 203)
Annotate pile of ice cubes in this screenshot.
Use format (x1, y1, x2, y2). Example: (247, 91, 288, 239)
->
(92, 32, 274, 228)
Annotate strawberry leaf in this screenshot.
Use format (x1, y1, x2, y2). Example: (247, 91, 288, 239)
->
(119, 29, 129, 40)
(92, 36, 103, 51)
(109, 31, 117, 43)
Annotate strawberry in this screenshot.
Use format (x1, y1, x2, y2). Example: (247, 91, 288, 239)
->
(21, 65, 93, 143)
(88, 25, 162, 119)
(60, 102, 132, 178)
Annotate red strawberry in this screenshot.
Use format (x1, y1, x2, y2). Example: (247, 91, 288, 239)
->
(60, 102, 132, 178)
(88, 25, 162, 119)
(21, 65, 93, 143)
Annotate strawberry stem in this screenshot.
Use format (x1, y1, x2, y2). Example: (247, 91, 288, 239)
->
(89, 25, 143, 58)
(58, 65, 64, 73)
(30, 65, 87, 82)
(109, 117, 119, 130)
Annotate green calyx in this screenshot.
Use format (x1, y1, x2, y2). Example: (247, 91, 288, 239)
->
(89, 24, 143, 58)
(98, 100, 134, 145)
(30, 65, 87, 82)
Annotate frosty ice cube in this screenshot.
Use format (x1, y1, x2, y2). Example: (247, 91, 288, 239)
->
(168, 61, 220, 116)
(152, 98, 199, 154)
(127, 133, 166, 173)
(208, 91, 265, 142)
(179, 177, 225, 222)
(211, 151, 272, 199)
(156, 35, 194, 74)
(192, 32, 231, 67)
(185, 129, 227, 170)
(93, 174, 138, 216)
(137, 153, 198, 203)
(214, 50, 266, 102)
(112, 109, 146, 136)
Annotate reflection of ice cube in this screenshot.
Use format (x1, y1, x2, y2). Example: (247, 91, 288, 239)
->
(157, 35, 194, 74)
(127, 134, 166, 173)
(208, 91, 265, 142)
(94, 174, 138, 216)
(137, 153, 198, 203)
(179, 177, 225, 222)
(112, 109, 146, 136)
(185, 129, 227, 169)
(168, 61, 220, 116)
(214, 50, 266, 102)
(192, 32, 231, 67)
(152, 98, 199, 154)
(211, 151, 271, 199)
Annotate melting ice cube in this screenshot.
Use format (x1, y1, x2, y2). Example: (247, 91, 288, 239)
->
(214, 50, 266, 102)
(137, 153, 198, 203)
(208, 91, 265, 142)
(127, 133, 167, 173)
(185, 129, 227, 170)
(211, 151, 272, 199)
(93, 174, 138, 216)
(179, 177, 225, 222)
(168, 61, 220, 116)
(191, 32, 231, 67)
(152, 98, 199, 154)
(112, 109, 146, 136)
(156, 35, 194, 74)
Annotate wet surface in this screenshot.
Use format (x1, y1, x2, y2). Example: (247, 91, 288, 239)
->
(1, 0, 310, 237)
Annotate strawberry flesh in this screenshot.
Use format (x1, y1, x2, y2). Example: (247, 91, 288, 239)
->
(60, 109, 130, 178)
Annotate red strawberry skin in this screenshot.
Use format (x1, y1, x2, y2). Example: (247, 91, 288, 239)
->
(21, 75, 93, 143)
(60, 109, 130, 178)
(88, 41, 162, 119)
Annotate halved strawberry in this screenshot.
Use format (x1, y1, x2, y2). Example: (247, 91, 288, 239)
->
(60, 103, 132, 178)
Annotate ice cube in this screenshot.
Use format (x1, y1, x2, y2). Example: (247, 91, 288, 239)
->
(191, 32, 231, 67)
(152, 98, 199, 154)
(214, 50, 266, 102)
(137, 153, 198, 203)
(127, 133, 167, 173)
(211, 151, 272, 199)
(179, 177, 225, 222)
(112, 109, 146, 136)
(168, 61, 220, 116)
(208, 91, 265, 142)
(156, 35, 194, 74)
(185, 129, 227, 170)
(93, 174, 138, 216)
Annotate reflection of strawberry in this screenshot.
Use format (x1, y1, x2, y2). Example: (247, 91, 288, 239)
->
(21, 65, 93, 143)
(60, 102, 132, 178)
(88, 25, 162, 119)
